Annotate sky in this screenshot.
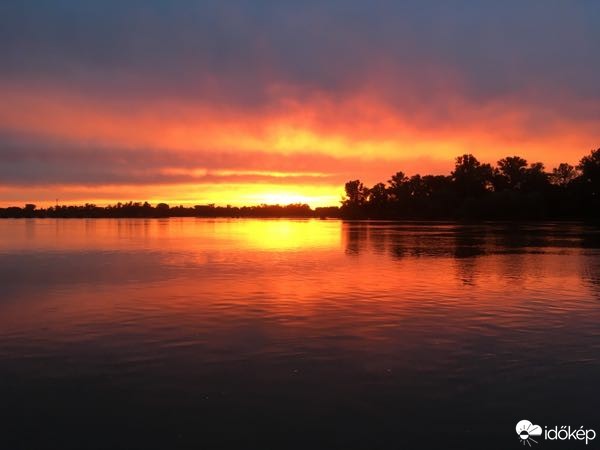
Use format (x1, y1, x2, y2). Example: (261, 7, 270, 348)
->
(1, 1, 599, 207)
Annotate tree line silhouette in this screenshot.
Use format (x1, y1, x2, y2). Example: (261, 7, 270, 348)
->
(0, 201, 340, 219)
(341, 148, 600, 220)
(1, 148, 598, 220)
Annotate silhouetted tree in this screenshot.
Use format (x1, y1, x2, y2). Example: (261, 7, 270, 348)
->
(23, 203, 36, 218)
(344, 180, 369, 206)
(363, 182, 387, 217)
(407, 175, 426, 199)
(368, 183, 388, 206)
(388, 171, 409, 202)
(342, 180, 370, 218)
(551, 163, 578, 187)
(522, 162, 549, 193)
(578, 148, 600, 196)
(496, 156, 528, 190)
(452, 154, 493, 197)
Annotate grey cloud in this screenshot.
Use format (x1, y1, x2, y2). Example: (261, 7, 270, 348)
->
(1, 1, 599, 109)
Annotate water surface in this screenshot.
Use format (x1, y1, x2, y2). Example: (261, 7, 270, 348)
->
(1, 219, 599, 449)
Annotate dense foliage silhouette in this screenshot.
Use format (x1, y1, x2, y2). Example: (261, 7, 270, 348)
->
(341, 148, 600, 220)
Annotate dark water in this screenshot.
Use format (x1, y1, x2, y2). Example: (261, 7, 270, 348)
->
(1, 219, 599, 449)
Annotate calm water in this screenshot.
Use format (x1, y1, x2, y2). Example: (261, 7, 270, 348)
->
(1, 219, 599, 449)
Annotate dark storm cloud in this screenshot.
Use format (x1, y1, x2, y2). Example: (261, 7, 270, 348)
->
(1, 0, 599, 108)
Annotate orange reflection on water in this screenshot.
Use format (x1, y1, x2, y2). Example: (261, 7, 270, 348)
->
(0, 218, 342, 253)
(1, 220, 598, 336)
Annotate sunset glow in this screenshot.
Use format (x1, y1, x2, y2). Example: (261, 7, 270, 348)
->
(1, 2, 599, 207)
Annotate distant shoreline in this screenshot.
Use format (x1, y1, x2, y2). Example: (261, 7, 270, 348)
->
(0, 199, 598, 221)
(0, 203, 342, 219)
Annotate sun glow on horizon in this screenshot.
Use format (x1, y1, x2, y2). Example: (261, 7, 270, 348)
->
(0, 183, 344, 209)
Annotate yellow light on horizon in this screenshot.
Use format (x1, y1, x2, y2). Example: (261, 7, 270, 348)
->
(4, 183, 344, 209)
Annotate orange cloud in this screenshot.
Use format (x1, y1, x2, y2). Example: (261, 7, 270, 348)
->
(0, 80, 598, 206)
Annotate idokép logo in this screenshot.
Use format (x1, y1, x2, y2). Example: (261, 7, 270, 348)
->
(516, 420, 596, 446)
